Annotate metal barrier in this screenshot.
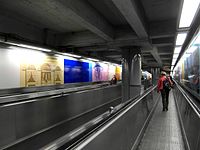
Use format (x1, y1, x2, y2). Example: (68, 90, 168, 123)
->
(0, 81, 110, 96)
(0, 83, 114, 104)
(173, 82, 200, 150)
(141, 79, 152, 90)
(56, 86, 159, 150)
(0, 84, 121, 149)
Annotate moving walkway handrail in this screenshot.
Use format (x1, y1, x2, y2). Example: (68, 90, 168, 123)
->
(0, 82, 117, 105)
(176, 80, 200, 103)
(40, 85, 157, 150)
(175, 81, 200, 117)
(0, 81, 110, 96)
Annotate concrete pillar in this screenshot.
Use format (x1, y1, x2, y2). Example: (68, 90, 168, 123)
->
(151, 68, 160, 85)
(122, 48, 141, 102)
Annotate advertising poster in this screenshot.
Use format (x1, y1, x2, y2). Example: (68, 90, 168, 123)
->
(64, 59, 92, 83)
(115, 66, 122, 80)
(108, 64, 116, 80)
(20, 54, 64, 87)
(92, 62, 109, 81)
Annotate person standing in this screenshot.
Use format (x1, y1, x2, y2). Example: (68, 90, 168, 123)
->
(157, 71, 173, 111)
(110, 75, 117, 85)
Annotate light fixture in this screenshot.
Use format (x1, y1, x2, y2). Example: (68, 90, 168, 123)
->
(179, 0, 200, 28)
(173, 53, 179, 59)
(176, 33, 187, 46)
(7, 42, 52, 52)
(79, 59, 91, 63)
(174, 47, 182, 54)
(171, 66, 173, 70)
(102, 61, 110, 64)
(172, 60, 176, 65)
(86, 58, 99, 62)
(64, 53, 82, 58)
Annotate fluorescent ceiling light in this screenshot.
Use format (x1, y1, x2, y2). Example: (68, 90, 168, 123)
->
(79, 59, 91, 63)
(179, 0, 200, 28)
(173, 53, 179, 58)
(174, 47, 182, 54)
(173, 57, 177, 61)
(19, 44, 52, 52)
(172, 59, 176, 63)
(7, 42, 51, 52)
(102, 61, 109, 64)
(64, 53, 81, 58)
(176, 33, 187, 46)
(86, 58, 99, 62)
(172, 60, 176, 65)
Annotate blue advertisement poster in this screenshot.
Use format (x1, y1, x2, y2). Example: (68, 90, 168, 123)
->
(64, 59, 92, 83)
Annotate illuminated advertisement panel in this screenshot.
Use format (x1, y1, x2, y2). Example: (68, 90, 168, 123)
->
(64, 59, 92, 83)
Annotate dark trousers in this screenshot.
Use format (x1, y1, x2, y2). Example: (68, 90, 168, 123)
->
(161, 89, 169, 110)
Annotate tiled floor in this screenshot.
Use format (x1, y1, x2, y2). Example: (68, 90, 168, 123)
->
(137, 91, 185, 150)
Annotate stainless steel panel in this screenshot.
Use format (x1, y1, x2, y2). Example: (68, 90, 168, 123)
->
(0, 81, 94, 96)
(78, 88, 159, 150)
(173, 85, 200, 150)
(0, 107, 16, 148)
(0, 85, 121, 149)
(15, 100, 47, 138)
(0, 82, 114, 104)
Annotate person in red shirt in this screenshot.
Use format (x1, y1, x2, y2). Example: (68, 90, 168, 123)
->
(157, 71, 173, 111)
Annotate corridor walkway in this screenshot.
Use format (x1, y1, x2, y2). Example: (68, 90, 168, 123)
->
(137, 91, 185, 150)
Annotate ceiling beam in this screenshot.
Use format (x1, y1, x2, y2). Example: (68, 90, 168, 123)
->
(141, 55, 149, 65)
(0, 14, 46, 44)
(142, 63, 161, 68)
(112, 0, 148, 38)
(98, 51, 121, 56)
(106, 55, 122, 58)
(59, 0, 114, 41)
(56, 30, 149, 48)
(150, 47, 163, 67)
(152, 37, 174, 47)
(56, 31, 106, 47)
(149, 20, 176, 39)
(161, 58, 171, 60)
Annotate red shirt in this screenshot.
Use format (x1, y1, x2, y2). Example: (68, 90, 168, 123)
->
(157, 75, 173, 92)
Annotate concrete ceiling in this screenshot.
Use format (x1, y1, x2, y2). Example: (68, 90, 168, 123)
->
(0, 0, 184, 70)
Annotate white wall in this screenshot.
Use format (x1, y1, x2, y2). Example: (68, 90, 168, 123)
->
(0, 47, 20, 89)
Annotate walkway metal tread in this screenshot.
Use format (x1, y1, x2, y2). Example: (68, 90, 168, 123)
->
(137, 91, 185, 150)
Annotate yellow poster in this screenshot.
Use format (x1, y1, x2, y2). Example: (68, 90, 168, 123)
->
(20, 55, 64, 87)
(115, 66, 122, 80)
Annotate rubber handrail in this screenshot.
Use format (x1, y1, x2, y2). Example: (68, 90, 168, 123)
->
(175, 81, 200, 118)
(0, 83, 118, 106)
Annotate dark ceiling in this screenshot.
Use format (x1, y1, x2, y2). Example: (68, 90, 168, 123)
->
(0, 0, 185, 70)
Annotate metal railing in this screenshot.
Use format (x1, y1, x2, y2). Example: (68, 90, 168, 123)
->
(0, 84, 121, 150)
(40, 85, 158, 150)
(0, 82, 116, 105)
(173, 81, 200, 150)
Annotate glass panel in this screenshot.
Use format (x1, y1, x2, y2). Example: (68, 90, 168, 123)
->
(173, 30, 200, 95)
